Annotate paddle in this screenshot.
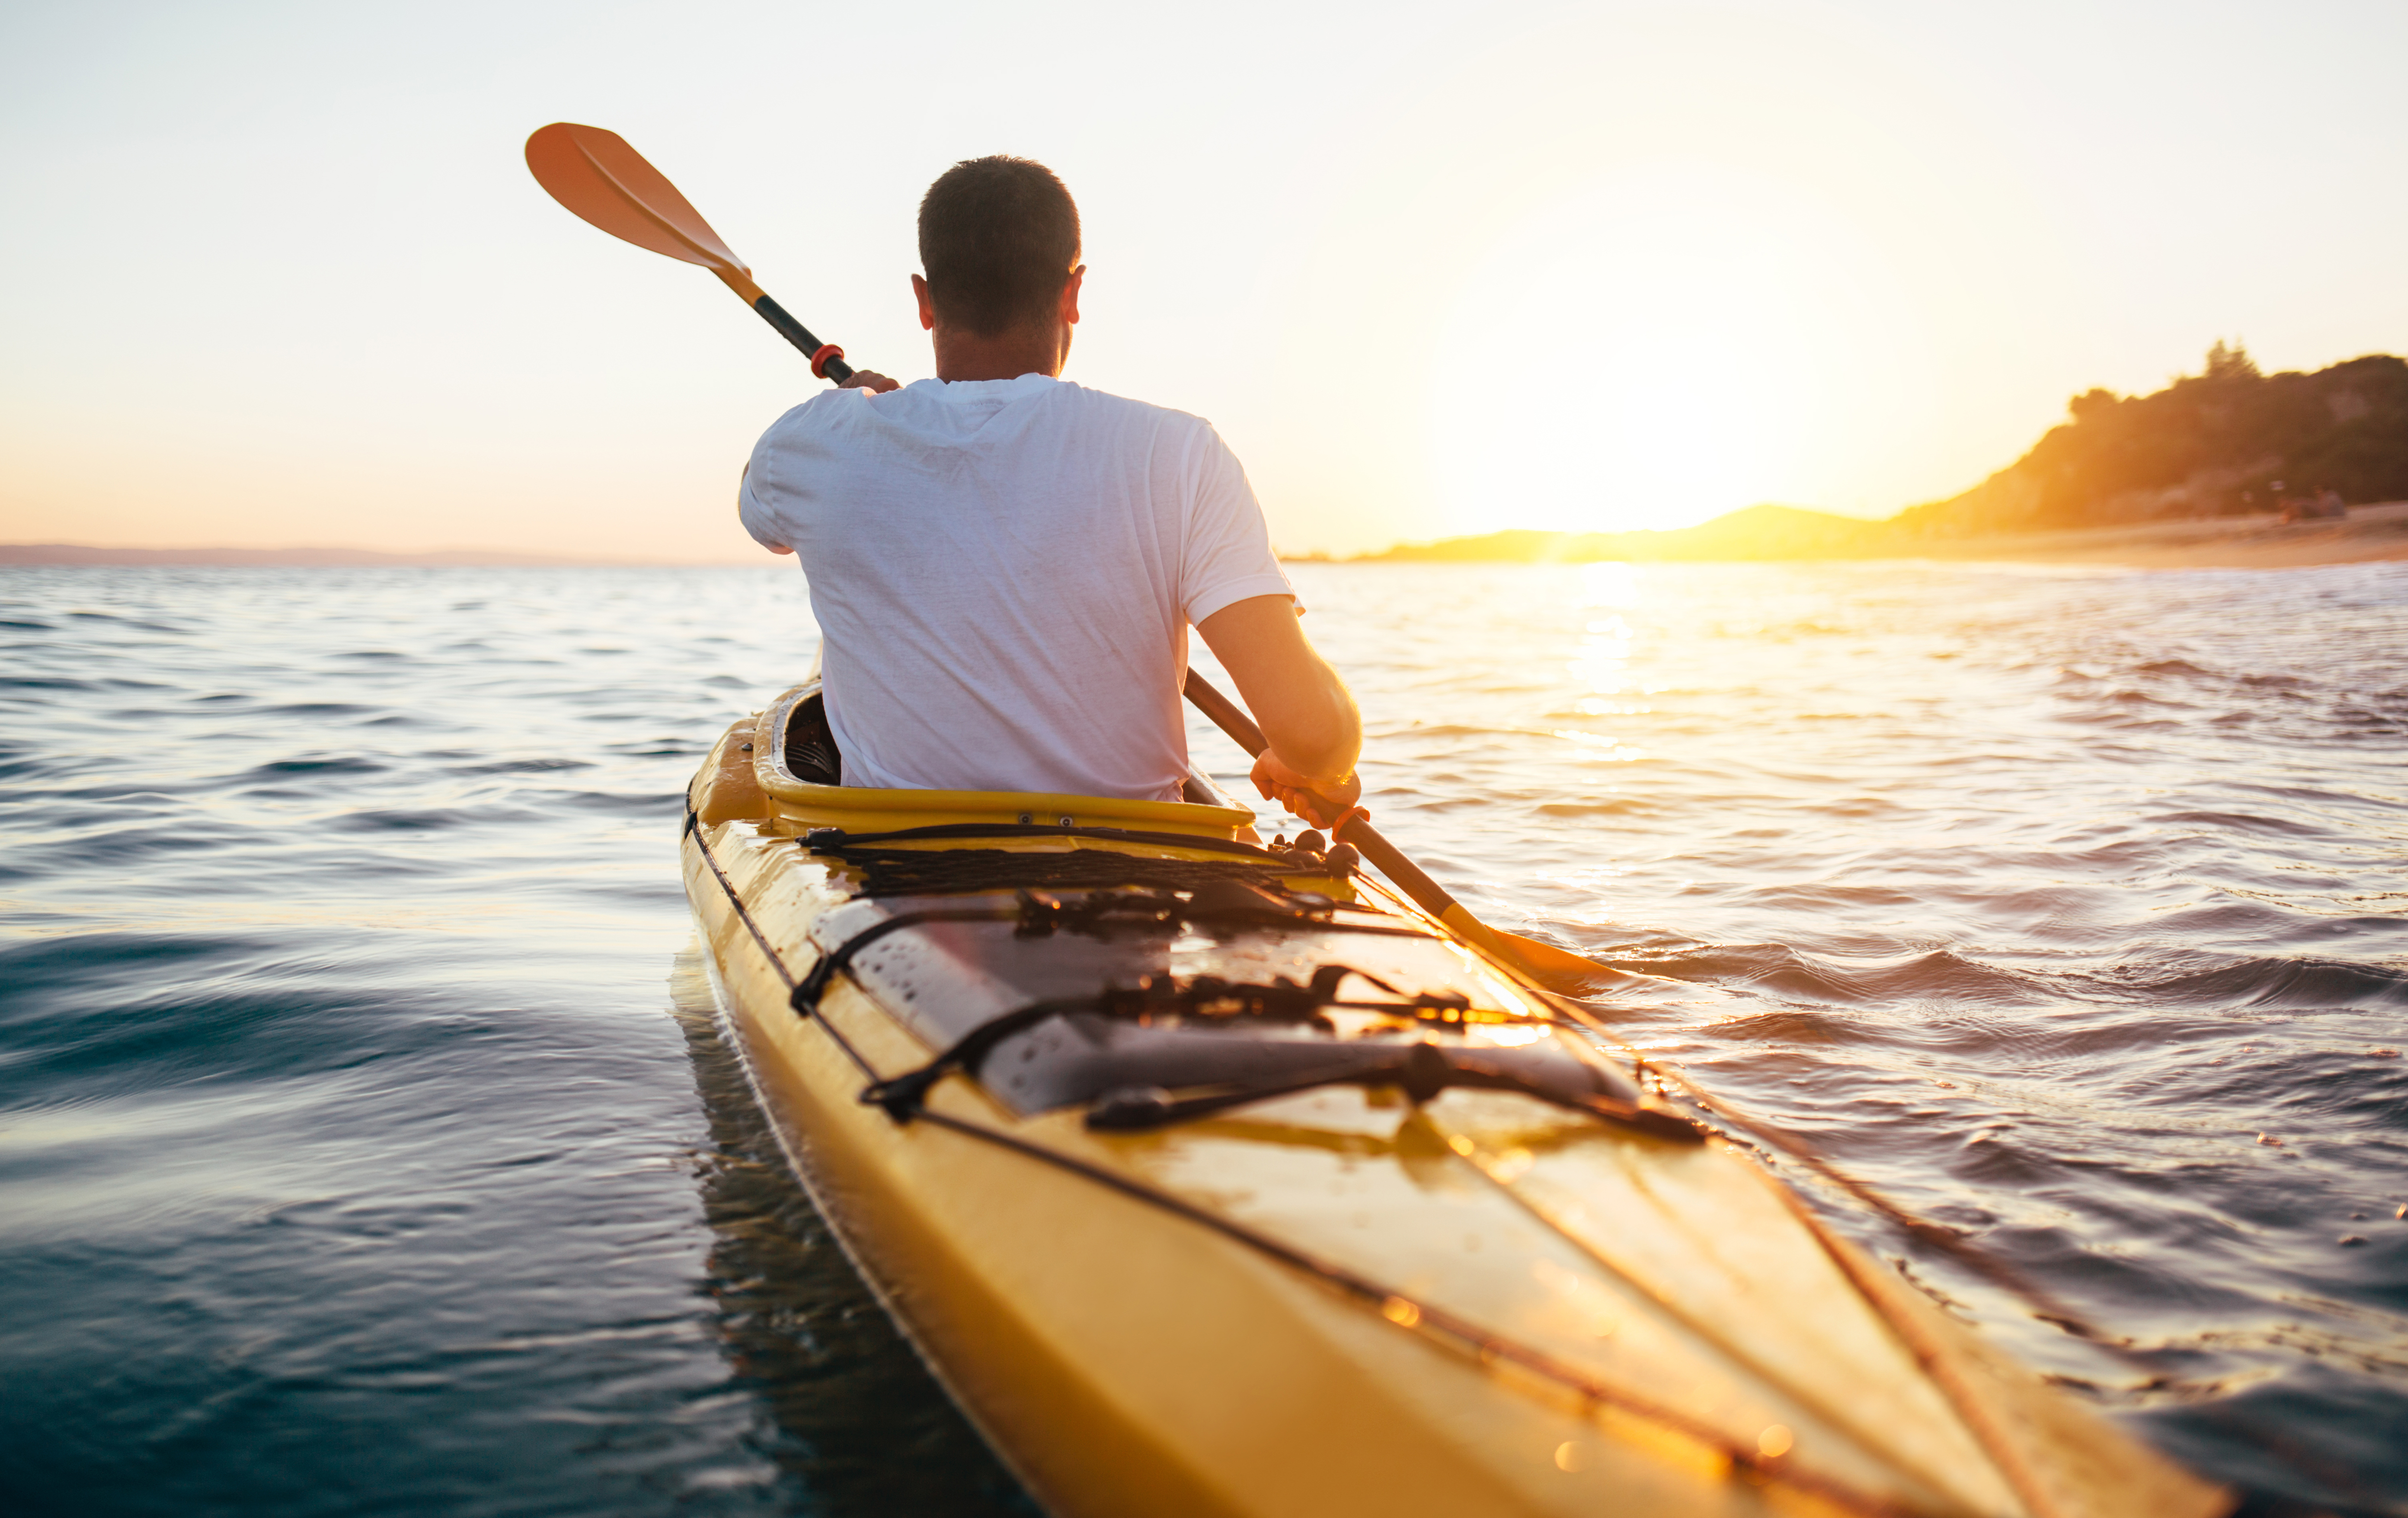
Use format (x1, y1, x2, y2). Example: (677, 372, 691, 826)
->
(526, 122, 856, 383)
(524, 121, 1616, 992)
(1174, 674, 1611, 987)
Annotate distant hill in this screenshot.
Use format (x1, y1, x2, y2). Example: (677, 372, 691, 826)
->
(1895, 345, 2408, 538)
(1360, 504, 1883, 563)
(1361, 346, 2408, 561)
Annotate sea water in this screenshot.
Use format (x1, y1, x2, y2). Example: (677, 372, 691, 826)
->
(1, 561, 2402, 1515)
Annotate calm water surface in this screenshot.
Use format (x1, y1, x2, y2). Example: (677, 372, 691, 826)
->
(2, 561, 2403, 1515)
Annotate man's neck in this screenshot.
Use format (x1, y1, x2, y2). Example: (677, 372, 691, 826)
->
(931, 323, 1067, 383)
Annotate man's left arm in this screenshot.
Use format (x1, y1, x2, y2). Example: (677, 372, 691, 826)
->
(1195, 595, 1364, 829)
(1179, 427, 1363, 829)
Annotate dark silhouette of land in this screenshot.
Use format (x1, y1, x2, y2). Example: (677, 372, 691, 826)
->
(1361, 346, 2408, 566)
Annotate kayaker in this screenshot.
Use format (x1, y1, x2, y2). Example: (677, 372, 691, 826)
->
(738, 155, 1361, 829)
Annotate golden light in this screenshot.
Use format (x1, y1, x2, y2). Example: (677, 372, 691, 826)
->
(1427, 162, 1935, 537)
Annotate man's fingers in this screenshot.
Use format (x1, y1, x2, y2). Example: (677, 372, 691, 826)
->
(1251, 752, 1367, 830)
(1276, 788, 1348, 829)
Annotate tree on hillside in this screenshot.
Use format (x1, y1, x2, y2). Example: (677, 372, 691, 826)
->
(2068, 387, 2120, 422)
(2202, 339, 2260, 383)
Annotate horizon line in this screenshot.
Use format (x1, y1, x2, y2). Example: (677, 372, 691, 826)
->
(0, 542, 773, 569)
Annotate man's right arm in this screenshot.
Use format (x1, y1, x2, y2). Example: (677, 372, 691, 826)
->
(1195, 594, 1364, 829)
(736, 462, 794, 554)
(739, 379, 901, 555)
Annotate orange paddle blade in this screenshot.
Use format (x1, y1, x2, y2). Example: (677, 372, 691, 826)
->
(525, 122, 747, 275)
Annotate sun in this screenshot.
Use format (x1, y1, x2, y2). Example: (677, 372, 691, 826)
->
(1425, 163, 1927, 537)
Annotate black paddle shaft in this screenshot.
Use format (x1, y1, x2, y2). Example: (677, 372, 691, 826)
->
(1179, 670, 1464, 925)
(750, 292, 855, 383)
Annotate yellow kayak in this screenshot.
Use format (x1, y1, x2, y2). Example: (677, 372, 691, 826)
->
(681, 679, 2229, 1518)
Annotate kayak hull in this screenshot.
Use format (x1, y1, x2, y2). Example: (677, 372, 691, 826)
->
(681, 689, 2230, 1518)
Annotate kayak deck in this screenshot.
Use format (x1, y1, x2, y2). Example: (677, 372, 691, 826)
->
(681, 681, 2229, 1518)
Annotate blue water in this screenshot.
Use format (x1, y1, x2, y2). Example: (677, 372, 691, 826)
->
(3, 561, 2404, 1515)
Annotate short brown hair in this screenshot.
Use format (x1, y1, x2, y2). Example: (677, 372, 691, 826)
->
(917, 156, 1081, 337)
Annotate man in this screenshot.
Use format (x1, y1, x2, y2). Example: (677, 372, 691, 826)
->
(738, 155, 1361, 829)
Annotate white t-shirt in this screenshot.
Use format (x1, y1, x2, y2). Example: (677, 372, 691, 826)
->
(739, 373, 1295, 801)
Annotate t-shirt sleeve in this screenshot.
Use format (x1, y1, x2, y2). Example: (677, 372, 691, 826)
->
(1179, 424, 1299, 626)
(737, 425, 793, 554)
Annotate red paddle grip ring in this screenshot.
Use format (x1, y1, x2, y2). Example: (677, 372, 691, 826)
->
(809, 344, 846, 380)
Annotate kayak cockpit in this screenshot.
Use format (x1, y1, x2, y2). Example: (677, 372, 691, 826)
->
(689, 681, 1673, 1140)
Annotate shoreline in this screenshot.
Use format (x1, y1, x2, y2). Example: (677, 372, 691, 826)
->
(1877, 500, 2408, 570)
(1310, 500, 2408, 572)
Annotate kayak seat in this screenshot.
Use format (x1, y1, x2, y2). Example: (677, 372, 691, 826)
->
(784, 690, 843, 785)
(779, 680, 1233, 811)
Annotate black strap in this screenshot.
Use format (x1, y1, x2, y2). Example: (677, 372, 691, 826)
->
(1083, 1044, 1705, 1142)
(857, 965, 1515, 1122)
(788, 905, 1018, 1013)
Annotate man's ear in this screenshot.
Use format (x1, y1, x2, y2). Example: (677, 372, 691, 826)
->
(1060, 265, 1084, 327)
(912, 273, 936, 332)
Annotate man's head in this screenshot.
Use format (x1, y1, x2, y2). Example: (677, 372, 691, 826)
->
(916, 156, 1081, 338)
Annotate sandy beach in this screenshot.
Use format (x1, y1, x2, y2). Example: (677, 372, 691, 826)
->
(1900, 499, 2408, 570)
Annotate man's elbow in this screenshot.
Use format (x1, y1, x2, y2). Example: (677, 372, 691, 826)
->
(1271, 687, 1362, 783)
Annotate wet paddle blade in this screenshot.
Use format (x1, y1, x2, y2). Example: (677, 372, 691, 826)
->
(525, 122, 748, 276)
(1438, 904, 1623, 992)
(1499, 927, 1623, 985)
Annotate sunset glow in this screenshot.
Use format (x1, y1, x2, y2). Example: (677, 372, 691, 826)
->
(0, 1, 2402, 557)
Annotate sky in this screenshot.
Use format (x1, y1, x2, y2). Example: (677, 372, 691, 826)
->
(1, 0, 2402, 560)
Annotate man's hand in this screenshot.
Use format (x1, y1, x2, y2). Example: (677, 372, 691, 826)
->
(1251, 749, 1366, 832)
(840, 370, 901, 394)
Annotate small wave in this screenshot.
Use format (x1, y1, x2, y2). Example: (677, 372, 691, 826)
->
(241, 757, 390, 778)
(1378, 721, 1518, 740)
(0, 931, 257, 1003)
(557, 789, 685, 815)
(64, 611, 186, 633)
(1532, 798, 1649, 818)
(2146, 808, 2337, 840)
(452, 757, 596, 775)
(327, 805, 551, 832)
(2119, 956, 2408, 1010)
(1613, 943, 2043, 1010)
(1697, 1005, 1864, 1044)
